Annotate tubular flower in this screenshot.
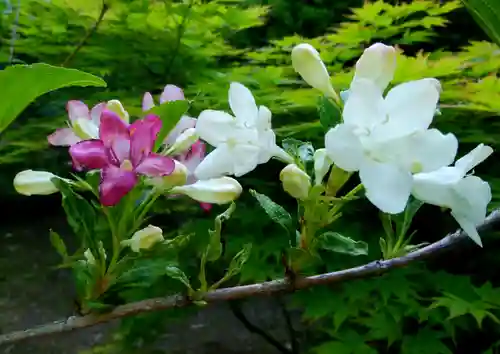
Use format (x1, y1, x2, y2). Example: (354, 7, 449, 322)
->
(69, 110, 175, 206)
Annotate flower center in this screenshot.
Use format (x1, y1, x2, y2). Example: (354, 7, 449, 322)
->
(120, 159, 134, 171)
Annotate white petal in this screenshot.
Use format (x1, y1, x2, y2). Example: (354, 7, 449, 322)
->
(412, 167, 463, 208)
(376, 78, 441, 141)
(451, 211, 483, 247)
(313, 148, 333, 185)
(90, 103, 106, 126)
(452, 176, 491, 226)
(291, 43, 336, 98)
(324, 124, 365, 172)
(257, 129, 276, 164)
(172, 176, 242, 204)
(232, 144, 261, 177)
(67, 100, 90, 122)
(359, 160, 412, 214)
(196, 110, 237, 147)
(371, 129, 458, 173)
(256, 105, 272, 131)
(353, 43, 396, 93)
(454, 144, 493, 174)
(229, 82, 259, 126)
(194, 145, 235, 179)
(165, 115, 197, 146)
(343, 79, 386, 129)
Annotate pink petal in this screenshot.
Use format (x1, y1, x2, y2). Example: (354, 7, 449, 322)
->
(67, 100, 90, 123)
(134, 153, 175, 176)
(69, 140, 110, 170)
(142, 92, 155, 111)
(178, 140, 206, 173)
(100, 165, 138, 206)
(90, 102, 107, 126)
(99, 109, 131, 164)
(159, 85, 185, 103)
(130, 115, 162, 166)
(48, 128, 81, 146)
(164, 116, 197, 146)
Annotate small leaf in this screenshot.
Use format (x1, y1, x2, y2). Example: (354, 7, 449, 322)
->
(282, 138, 314, 166)
(207, 202, 236, 262)
(0, 63, 106, 133)
(149, 100, 189, 151)
(317, 95, 342, 130)
(250, 189, 293, 235)
(165, 266, 191, 289)
(318, 232, 368, 256)
(227, 244, 252, 277)
(49, 229, 68, 259)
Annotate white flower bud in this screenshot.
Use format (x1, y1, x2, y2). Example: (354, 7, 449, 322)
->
(313, 148, 333, 185)
(171, 176, 242, 204)
(291, 43, 337, 99)
(123, 225, 164, 253)
(353, 43, 397, 92)
(280, 164, 311, 200)
(166, 127, 198, 155)
(147, 160, 188, 189)
(13, 170, 60, 196)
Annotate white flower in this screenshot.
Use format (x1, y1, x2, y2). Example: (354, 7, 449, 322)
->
(13, 170, 61, 196)
(353, 43, 397, 93)
(280, 164, 311, 200)
(194, 82, 291, 179)
(123, 225, 164, 253)
(291, 43, 338, 99)
(313, 148, 333, 185)
(171, 176, 243, 204)
(412, 144, 493, 246)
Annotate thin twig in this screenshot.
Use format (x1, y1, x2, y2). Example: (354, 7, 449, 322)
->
(276, 296, 299, 354)
(229, 301, 291, 354)
(1, 210, 499, 346)
(61, 1, 109, 67)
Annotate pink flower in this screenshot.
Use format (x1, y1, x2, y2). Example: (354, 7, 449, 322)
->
(69, 110, 176, 206)
(142, 85, 211, 212)
(48, 100, 106, 146)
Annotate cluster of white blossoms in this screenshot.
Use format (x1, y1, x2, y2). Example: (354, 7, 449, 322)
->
(193, 42, 493, 247)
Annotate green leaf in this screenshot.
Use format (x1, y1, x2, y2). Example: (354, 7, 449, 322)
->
(317, 231, 368, 256)
(317, 95, 342, 130)
(165, 265, 192, 289)
(206, 203, 236, 262)
(227, 243, 252, 278)
(394, 197, 424, 238)
(0, 63, 106, 134)
(282, 138, 314, 167)
(249, 189, 294, 235)
(149, 100, 189, 151)
(49, 229, 68, 259)
(462, 0, 500, 47)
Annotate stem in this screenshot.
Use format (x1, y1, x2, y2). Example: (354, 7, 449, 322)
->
(102, 207, 120, 271)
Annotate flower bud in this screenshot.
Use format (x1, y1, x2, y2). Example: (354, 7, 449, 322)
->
(83, 249, 96, 265)
(72, 118, 99, 140)
(291, 43, 337, 100)
(166, 128, 198, 155)
(142, 92, 155, 111)
(147, 160, 188, 189)
(313, 148, 333, 185)
(160, 84, 185, 103)
(107, 99, 130, 123)
(353, 43, 397, 92)
(280, 164, 311, 200)
(14, 170, 60, 196)
(123, 225, 164, 253)
(171, 177, 242, 204)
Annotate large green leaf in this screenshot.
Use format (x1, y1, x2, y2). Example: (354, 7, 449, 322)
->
(0, 63, 107, 133)
(462, 0, 500, 47)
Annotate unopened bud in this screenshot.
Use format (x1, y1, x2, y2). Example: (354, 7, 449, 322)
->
(122, 225, 164, 253)
(147, 160, 188, 189)
(280, 164, 311, 200)
(166, 127, 198, 155)
(313, 148, 333, 185)
(353, 43, 396, 92)
(171, 176, 242, 204)
(14, 170, 60, 196)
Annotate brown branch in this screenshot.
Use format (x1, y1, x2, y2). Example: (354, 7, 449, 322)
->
(1, 209, 499, 346)
(61, 1, 109, 67)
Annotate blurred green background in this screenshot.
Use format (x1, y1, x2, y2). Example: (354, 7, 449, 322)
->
(2, 0, 500, 353)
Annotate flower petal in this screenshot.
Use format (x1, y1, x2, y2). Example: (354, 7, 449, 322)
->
(130, 115, 162, 166)
(135, 153, 175, 176)
(100, 165, 137, 206)
(196, 110, 237, 147)
(353, 43, 396, 93)
(228, 82, 259, 126)
(90, 102, 106, 126)
(359, 159, 412, 214)
(452, 212, 482, 247)
(160, 84, 185, 103)
(69, 140, 110, 170)
(375, 78, 441, 141)
(452, 175, 491, 226)
(342, 79, 386, 129)
(412, 167, 463, 208)
(99, 109, 131, 164)
(165, 115, 197, 146)
(48, 128, 81, 146)
(256, 105, 272, 131)
(324, 124, 364, 172)
(67, 100, 90, 122)
(142, 92, 155, 111)
(177, 140, 206, 174)
(454, 143, 493, 174)
(232, 144, 261, 177)
(194, 144, 236, 179)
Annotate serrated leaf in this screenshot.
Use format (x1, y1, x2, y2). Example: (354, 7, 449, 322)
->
(165, 266, 191, 289)
(249, 189, 294, 234)
(227, 243, 252, 278)
(318, 231, 368, 256)
(0, 63, 106, 133)
(148, 100, 189, 151)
